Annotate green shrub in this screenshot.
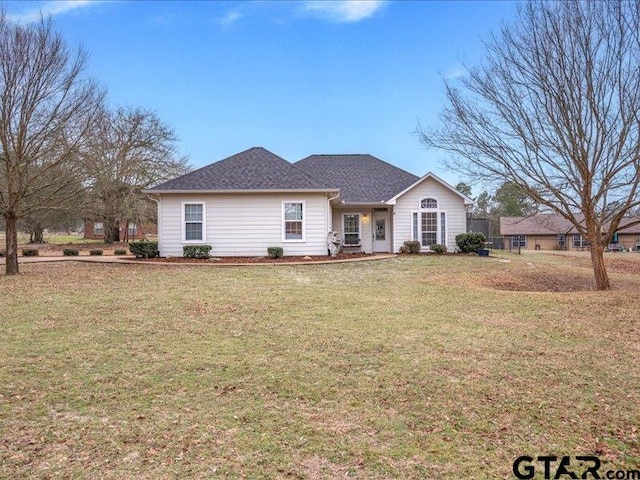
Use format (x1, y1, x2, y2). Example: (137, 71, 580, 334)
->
(129, 240, 159, 258)
(114, 249, 127, 255)
(401, 240, 421, 254)
(455, 232, 486, 253)
(22, 248, 39, 257)
(89, 249, 103, 256)
(267, 247, 284, 259)
(63, 248, 79, 256)
(183, 245, 212, 259)
(429, 244, 447, 254)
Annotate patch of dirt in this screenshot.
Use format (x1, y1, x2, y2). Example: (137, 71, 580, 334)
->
(134, 253, 372, 263)
(489, 269, 596, 292)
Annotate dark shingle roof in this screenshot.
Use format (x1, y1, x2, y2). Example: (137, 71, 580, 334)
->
(500, 214, 640, 235)
(149, 147, 332, 191)
(295, 154, 419, 203)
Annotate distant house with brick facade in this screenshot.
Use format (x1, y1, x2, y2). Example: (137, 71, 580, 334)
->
(501, 214, 640, 251)
(83, 220, 157, 242)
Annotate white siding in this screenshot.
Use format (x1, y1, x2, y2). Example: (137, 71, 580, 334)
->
(157, 193, 330, 257)
(332, 207, 373, 254)
(393, 177, 467, 252)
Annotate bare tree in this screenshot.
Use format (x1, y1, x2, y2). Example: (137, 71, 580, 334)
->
(82, 107, 189, 244)
(419, 0, 640, 290)
(0, 11, 103, 275)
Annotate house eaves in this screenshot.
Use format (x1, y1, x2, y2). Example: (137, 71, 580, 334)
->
(144, 188, 340, 195)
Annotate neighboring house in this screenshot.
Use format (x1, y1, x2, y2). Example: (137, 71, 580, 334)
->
(501, 214, 640, 251)
(146, 147, 472, 257)
(83, 220, 158, 241)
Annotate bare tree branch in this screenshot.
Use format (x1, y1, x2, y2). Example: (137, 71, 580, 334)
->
(418, 0, 640, 290)
(0, 9, 104, 275)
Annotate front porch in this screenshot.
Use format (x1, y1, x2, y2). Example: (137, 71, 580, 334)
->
(331, 206, 393, 254)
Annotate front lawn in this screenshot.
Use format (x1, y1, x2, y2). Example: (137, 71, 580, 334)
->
(1, 252, 638, 478)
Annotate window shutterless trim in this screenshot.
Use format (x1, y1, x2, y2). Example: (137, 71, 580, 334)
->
(182, 201, 206, 243)
(282, 201, 306, 242)
(342, 212, 362, 245)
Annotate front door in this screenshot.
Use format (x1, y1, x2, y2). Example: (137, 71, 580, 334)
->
(372, 211, 390, 252)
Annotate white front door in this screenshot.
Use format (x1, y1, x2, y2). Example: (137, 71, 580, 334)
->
(372, 211, 390, 252)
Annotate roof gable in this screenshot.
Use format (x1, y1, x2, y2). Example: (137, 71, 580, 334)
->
(149, 147, 332, 192)
(295, 154, 419, 203)
(387, 172, 473, 206)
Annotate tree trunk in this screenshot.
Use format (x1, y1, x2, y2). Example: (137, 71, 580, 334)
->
(103, 219, 120, 244)
(4, 213, 19, 275)
(30, 224, 44, 243)
(590, 245, 610, 290)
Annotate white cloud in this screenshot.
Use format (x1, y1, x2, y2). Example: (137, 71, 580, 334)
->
(7, 1, 96, 23)
(217, 9, 242, 29)
(443, 67, 466, 80)
(302, 0, 385, 23)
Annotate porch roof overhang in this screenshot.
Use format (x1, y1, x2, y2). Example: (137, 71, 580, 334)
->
(335, 201, 391, 208)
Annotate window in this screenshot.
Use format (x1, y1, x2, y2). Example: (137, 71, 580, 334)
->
(93, 222, 103, 235)
(412, 201, 447, 248)
(420, 197, 438, 209)
(128, 223, 137, 237)
(557, 234, 565, 246)
(183, 203, 205, 242)
(512, 235, 527, 248)
(283, 202, 304, 241)
(343, 214, 360, 245)
(421, 212, 438, 246)
(573, 234, 588, 248)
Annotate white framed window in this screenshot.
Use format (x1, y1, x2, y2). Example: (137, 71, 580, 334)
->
(182, 202, 206, 243)
(128, 223, 137, 237)
(283, 201, 305, 241)
(94, 222, 103, 235)
(573, 234, 588, 248)
(412, 198, 447, 248)
(420, 197, 438, 209)
(343, 214, 361, 245)
(512, 235, 527, 248)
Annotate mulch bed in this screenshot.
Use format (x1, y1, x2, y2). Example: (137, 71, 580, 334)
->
(134, 252, 373, 263)
(18, 242, 129, 253)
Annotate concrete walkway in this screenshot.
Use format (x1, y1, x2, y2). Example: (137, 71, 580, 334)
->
(0, 253, 397, 267)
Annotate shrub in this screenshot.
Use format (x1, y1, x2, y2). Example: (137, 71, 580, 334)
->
(429, 244, 447, 254)
(129, 240, 159, 258)
(401, 240, 421, 254)
(455, 232, 487, 253)
(63, 248, 79, 256)
(183, 245, 212, 259)
(267, 246, 284, 259)
(89, 249, 103, 256)
(22, 248, 39, 257)
(114, 249, 127, 255)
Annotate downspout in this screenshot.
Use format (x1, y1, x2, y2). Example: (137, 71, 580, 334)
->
(326, 191, 340, 254)
(146, 194, 160, 253)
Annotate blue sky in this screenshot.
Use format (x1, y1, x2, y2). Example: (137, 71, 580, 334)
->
(4, 0, 519, 189)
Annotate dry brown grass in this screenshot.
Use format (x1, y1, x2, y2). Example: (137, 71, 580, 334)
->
(1, 252, 639, 479)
